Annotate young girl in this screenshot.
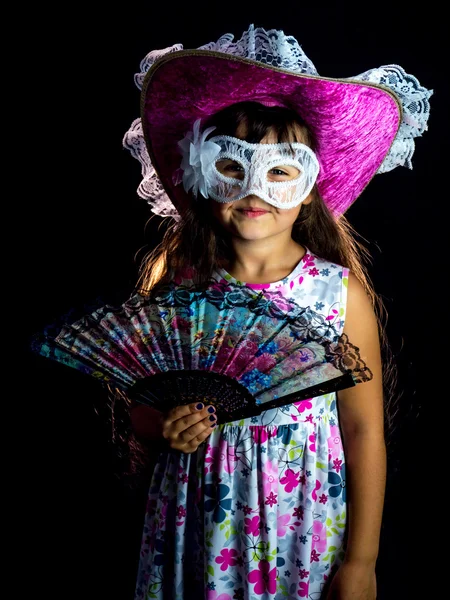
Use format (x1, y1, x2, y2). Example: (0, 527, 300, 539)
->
(99, 24, 431, 600)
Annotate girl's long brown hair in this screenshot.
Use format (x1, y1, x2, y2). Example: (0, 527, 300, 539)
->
(112, 101, 398, 484)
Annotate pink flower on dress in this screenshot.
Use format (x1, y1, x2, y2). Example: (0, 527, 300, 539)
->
(244, 515, 260, 536)
(311, 479, 321, 501)
(224, 446, 239, 474)
(327, 425, 342, 460)
(302, 253, 315, 267)
(249, 282, 271, 290)
(299, 581, 309, 597)
(204, 442, 238, 475)
(215, 548, 238, 571)
(308, 432, 316, 452)
(293, 505, 304, 520)
(293, 399, 312, 413)
(261, 459, 278, 496)
(204, 446, 221, 473)
(312, 520, 327, 553)
(248, 560, 277, 595)
(311, 549, 320, 562)
(265, 492, 278, 507)
(277, 513, 291, 536)
(333, 458, 343, 473)
(299, 568, 309, 579)
(250, 427, 277, 444)
(280, 468, 300, 492)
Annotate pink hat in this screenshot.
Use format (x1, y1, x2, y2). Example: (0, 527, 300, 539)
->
(124, 25, 432, 219)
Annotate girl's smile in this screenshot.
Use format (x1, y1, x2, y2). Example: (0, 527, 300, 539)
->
(237, 207, 270, 217)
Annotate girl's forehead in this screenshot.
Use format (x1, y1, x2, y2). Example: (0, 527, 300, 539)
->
(234, 121, 307, 145)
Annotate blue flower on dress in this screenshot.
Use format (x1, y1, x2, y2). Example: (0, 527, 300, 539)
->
(311, 274, 342, 304)
(276, 424, 298, 445)
(328, 464, 346, 501)
(204, 483, 232, 523)
(309, 562, 328, 583)
(320, 269, 330, 277)
(314, 301, 325, 311)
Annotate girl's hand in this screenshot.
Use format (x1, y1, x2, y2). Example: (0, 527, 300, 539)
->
(324, 561, 377, 599)
(161, 402, 217, 453)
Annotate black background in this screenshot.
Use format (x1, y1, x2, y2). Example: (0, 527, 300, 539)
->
(20, 3, 446, 599)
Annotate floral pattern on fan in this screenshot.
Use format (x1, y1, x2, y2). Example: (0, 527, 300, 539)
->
(32, 278, 372, 421)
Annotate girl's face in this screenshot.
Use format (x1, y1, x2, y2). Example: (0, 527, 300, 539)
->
(210, 124, 312, 241)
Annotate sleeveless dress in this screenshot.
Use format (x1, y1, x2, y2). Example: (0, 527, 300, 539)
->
(134, 250, 349, 600)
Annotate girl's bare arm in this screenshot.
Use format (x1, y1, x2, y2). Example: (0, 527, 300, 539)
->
(337, 272, 387, 567)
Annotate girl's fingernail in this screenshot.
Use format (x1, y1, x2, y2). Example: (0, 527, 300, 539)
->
(207, 406, 215, 413)
(209, 415, 216, 422)
(196, 403, 204, 410)
(210, 422, 217, 428)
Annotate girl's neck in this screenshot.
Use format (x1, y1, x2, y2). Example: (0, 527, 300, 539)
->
(220, 239, 307, 284)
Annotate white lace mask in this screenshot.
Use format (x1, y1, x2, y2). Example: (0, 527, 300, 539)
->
(178, 124, 320, 209)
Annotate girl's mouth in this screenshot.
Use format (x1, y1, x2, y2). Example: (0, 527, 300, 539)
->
(238, 209, 269, 218)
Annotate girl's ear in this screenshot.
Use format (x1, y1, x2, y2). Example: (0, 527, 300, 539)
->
(302, 193, 313, 205)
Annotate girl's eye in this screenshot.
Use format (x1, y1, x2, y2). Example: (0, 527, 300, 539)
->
(216, 160, 245, 177)
(268, 166, 300, 180)
(225, 163, 244, 172)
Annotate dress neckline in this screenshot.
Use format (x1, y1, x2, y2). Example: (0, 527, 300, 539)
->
(215, 248, 311, 290)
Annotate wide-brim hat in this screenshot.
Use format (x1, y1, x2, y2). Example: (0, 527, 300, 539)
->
(124, 25, 432, 219)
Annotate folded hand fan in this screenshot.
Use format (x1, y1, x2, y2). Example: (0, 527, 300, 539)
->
(32, 279, 372, 423)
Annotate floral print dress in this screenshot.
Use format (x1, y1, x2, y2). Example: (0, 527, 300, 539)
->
(134, 251, 349, 600)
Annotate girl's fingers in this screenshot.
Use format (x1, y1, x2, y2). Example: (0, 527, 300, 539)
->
(177, 414, 217, 445)
(164, 402, 215, 433)
(161, 402, 217, 446)
(165, 402, 206, 423)
(184, 420, 217, 452)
